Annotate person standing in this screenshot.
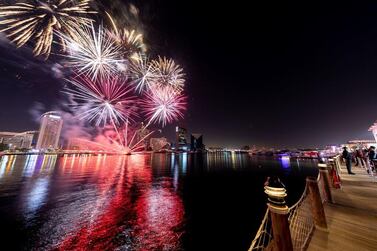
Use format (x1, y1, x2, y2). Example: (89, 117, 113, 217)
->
(368, 146, 376, 172)
(368, 146, 376, 161)
(342, 147, 355, 175)
(355, 148, 365, 167)
(353, 149, 359, 166)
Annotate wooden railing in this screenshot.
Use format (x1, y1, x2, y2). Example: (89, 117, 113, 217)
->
(249, 162, 333, 251)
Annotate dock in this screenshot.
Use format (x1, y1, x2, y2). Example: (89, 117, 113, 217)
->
(307, 166, 377, 251)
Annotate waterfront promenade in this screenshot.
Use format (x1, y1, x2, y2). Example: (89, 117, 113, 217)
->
(307, 166, 377, 251)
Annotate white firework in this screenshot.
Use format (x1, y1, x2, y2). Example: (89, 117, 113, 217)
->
(150, 56, 185, 92)
(129, 55, 156, 93)
(61, 23, 125, 80)
(0, 0, 95, 57)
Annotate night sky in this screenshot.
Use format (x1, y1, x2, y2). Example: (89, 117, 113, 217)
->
(1, 1, 377, 148)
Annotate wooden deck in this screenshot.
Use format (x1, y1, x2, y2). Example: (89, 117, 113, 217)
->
(307, 165, 377, 251)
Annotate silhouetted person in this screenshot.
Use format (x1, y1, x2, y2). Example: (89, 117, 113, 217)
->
(368, 146, 376, 172)
(355, 148, 365, 167)
(342, 147, 355, 175)
(368, 146, 376, 161)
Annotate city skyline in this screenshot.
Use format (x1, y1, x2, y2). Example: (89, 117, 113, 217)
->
(1, 1, 377, 148)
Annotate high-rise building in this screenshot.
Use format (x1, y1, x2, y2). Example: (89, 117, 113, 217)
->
(191, 133, 204, 151)
(36, 111, 63, 150)
(176, 126, 187, 150)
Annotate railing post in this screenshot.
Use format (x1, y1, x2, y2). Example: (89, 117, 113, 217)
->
(265, 180, 293, 251)
(328, 158, 342, 189)
(318, 163, 334, 203)
(306, 177, 328, 230)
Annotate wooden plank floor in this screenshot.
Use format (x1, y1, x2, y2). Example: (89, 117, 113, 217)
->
(307, 165, 377, 251)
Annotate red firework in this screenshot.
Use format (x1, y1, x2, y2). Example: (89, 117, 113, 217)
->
(141, 85, 187, 127)
(63, 74, 138, 127)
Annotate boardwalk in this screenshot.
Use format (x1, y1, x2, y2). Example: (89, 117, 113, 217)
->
(307, 166, 377, 251)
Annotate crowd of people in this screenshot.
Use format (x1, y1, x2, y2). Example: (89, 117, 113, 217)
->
(342, 146, 377, 175)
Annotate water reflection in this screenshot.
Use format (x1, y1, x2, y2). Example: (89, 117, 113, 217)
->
(23, 177, 50, 221)
(0, 153, 318, 250)
(0, 155, 16, 178)
(31, 154, 186, 250)
(280, 156, 291, 169)
(0, 155, 9, 177)
(22, 155, 38, 177)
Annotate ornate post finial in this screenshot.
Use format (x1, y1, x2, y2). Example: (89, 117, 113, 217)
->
(264, 176, 287, 208)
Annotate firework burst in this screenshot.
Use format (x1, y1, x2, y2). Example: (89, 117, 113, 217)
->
(129, 55, 156, 93)
(63, 74, 138, 127)
(141, 85, 187, 127)
(61, 23, 125, 80)
(106, 12, 146, 62)
(0, 0, 94, 57)
(150, 56, 185, 92)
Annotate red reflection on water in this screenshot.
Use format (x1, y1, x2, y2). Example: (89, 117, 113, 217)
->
(55, 154, 184, 250)
(133, 182, 184, 250)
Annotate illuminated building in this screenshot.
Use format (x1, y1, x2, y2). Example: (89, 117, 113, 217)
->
(0, 131, 37, 149)
(36, 111, 63, 150)
(190, 133, 205, 151)
(342, 139, 376, 149)
(175, 126, 187, 150)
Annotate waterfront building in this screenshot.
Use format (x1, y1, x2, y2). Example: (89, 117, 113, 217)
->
(0, 131, 37, 149)
(191, 133, 205, 151)
(207, 146, 225, 153)
(341, 139, 376, 150)
(36, 111, 63, 150)
(176, 126, 188, 150)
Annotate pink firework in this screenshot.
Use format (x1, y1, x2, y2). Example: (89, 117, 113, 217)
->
(141, 85, 187, 127)
(64, 74, 138, 127)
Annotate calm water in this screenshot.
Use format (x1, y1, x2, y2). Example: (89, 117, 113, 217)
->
(0, 153, 318, 250)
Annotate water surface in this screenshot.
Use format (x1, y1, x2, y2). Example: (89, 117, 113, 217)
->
(0, 153, 318, 250)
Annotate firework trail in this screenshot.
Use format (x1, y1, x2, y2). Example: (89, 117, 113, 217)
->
(63, 74, 138, 127)
(106, 123, 155, 154)
(150, 56, 185, 92)
(141, 85, 187, 127)
(61, 23, 124, 80)
(0, 0, 94, 57)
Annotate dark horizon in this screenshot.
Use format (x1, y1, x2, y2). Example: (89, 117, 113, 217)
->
(1, 1, 377, 148)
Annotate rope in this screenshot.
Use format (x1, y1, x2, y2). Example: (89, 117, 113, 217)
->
(289, 185, 308, 211)
(288, 186, 314, 251)
(248, 208, 273, 251)
(248, 170, 323, 251)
